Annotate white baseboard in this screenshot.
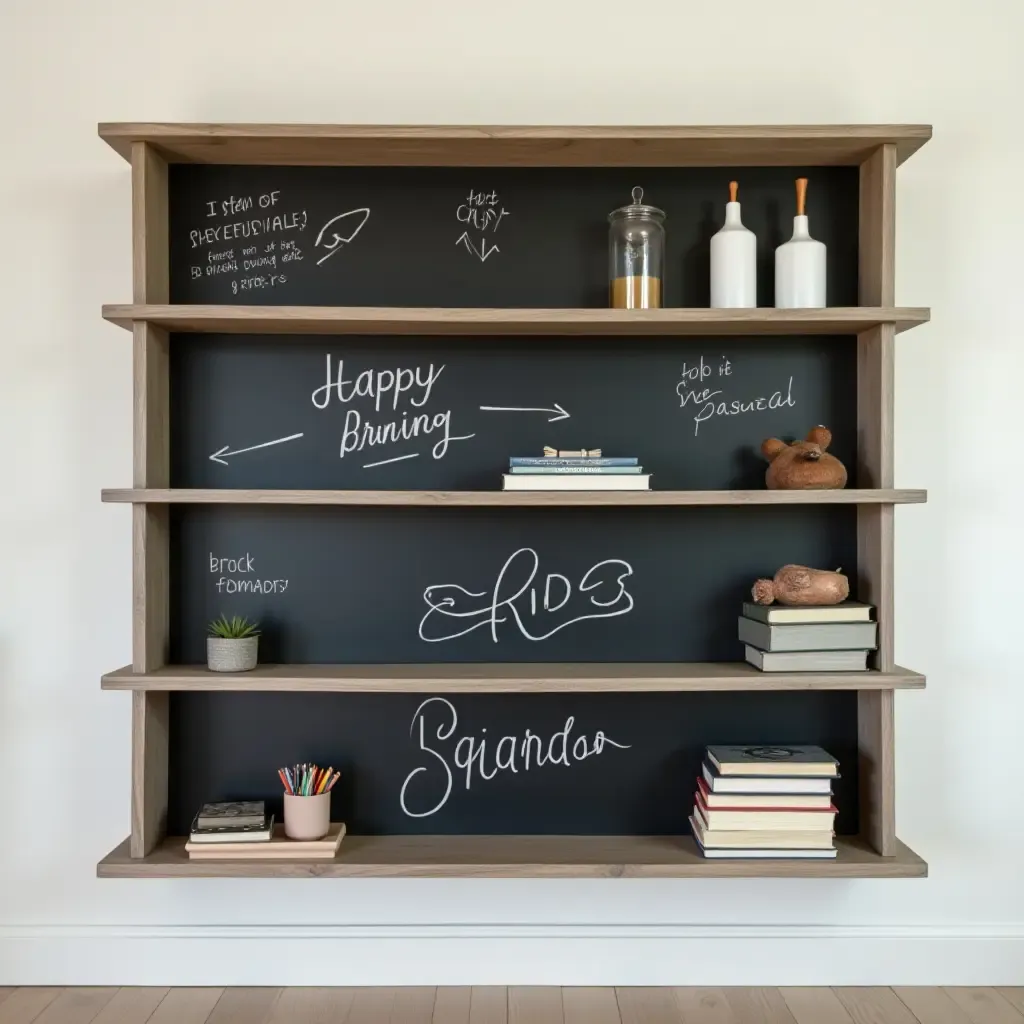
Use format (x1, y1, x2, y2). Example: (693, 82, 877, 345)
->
(1, 924, 1023, 985)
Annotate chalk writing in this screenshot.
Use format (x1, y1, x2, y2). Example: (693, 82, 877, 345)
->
(675, 356, 795, 436)
(456, 188, 509, 262)
(400, 697, 632, 818)
(310, 355, 474, 467)
(419, 547, 635, 643)
(314, 208, 371, 265)
(209, 552, 289, 595)
(187, 189, 308, 295)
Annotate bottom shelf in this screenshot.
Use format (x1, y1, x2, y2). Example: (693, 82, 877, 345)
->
(97, 834, 927, 879)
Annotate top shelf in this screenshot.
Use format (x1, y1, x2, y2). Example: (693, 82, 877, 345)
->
(98, 123, 932, 167)
(102, 305, 930, 337)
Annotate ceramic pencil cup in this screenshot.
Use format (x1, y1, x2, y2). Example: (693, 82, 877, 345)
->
(283, 792, 330, 840)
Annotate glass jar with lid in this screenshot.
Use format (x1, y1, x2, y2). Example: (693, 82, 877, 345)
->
(608, 187, 666, 309)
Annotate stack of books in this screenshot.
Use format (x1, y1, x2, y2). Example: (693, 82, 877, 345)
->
(690, 745, 839, 859)
(185, 800, 346, 861)
(739, 600, 877, 672)
(502, 448, 650, 491)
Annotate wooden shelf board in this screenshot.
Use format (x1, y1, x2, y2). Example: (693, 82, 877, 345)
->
(101, 662, 925, 693)
(101, 304, 930, 336)
(101, 488, 927, 506)
(98, 123, 932, 167)
(97, 833, 927, 878)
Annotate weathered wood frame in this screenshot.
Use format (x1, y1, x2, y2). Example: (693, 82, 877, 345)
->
(118, 126, 923, 868)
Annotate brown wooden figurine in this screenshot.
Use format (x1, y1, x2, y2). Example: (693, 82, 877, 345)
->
(752, 565, 850, 606)
(761, 425, 848, 489)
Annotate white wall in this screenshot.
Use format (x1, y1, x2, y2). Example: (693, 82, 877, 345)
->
(1, 0, 1022, 986)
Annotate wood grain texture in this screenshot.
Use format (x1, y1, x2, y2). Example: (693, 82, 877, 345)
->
(780, 989, 855, 1024)
(509, 988, 563, 1024)
(96, 833, 927, 878)
(97, 123, 932, 166)
(432, 988, 472, 1023)
(616, 988, 681, 1024)
(0, 988, 62, 1024)
(263, 988, 355, 1024)
(835, 987, 919, 1024)
(724, 989, 797, 1023)
(673, 988, 738, 1022)
(130, 144, 168, 304)
(469, 988, 507, 1024)
(858, 689, 896, 856)
(996, 992, 1024, 1016)
(893, 987, 974, 1023)
(101, 487, 927, 507)
(204, 989, 279, 1024)
(89, 989, 168, 1024)
(100, 661, 926, 693)
(130, 691, 168, 858)
(101, 304, 930, 336)
(390, 989, 438, 1024)
(562, 989, 621, 1024)
(33, 989, 118, 1024)
(146, 990, 223, 1024)
(0, 993, 11, 1010)
(943, 989, 1024, 1024)
(859, 145, 897, 306)
(345, 987, 396, 1022)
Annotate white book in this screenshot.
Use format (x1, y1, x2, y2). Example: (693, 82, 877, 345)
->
(702, 762, 833, 795)
(502, 473, 650, 491)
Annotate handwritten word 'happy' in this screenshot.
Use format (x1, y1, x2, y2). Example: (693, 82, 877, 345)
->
(419, 547, 634, 643)
(400, 697, 631, 818)
(310, 355, 474, 464)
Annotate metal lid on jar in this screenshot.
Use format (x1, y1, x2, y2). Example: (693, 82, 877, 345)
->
(608, 186, 666, 222)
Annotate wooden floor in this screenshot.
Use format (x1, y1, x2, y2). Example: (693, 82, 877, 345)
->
(0, 987, 1022, 1023)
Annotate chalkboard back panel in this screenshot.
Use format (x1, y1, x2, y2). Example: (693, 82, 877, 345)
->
(169, 165, 858, 308)
(170, 335, 857, 491)
(166, 690, 858, 836)
(170, 505, 857, 664)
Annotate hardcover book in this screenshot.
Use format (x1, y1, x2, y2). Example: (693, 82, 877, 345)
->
(707, 745, 839, 777)
(702, 762, 834, 795)
(738, 617, 878, 652)
(195, 800, 266, 828)
(509, 457, 638, 467)
(696, 776, 833, 809)
(740, 601, 873, 625)
(502, 473, 650, 491)
(744, 645, 870, 673)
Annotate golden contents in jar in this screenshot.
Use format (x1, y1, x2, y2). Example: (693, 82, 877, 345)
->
(610, 275, 662, 309)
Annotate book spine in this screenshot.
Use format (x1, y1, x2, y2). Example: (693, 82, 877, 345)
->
(509, 457, 638, 467)
(508, 466, 641, 474)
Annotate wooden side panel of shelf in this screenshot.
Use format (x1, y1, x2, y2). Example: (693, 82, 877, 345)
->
(130, 141, 171, 858)
(856, 143, 898, 857)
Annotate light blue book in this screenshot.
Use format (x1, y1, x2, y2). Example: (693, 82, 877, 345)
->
(508, 466, 643, 474)
(509, 457, 638, 467)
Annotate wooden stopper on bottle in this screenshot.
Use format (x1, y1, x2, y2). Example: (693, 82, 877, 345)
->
(796, 177, 808, 216)
(729, 180, 739, 203)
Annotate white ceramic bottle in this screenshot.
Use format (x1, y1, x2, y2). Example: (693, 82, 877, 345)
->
(710, 180, 757, 308)
(775, 177, 826, 308)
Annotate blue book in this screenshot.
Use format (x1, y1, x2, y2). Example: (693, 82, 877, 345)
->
(508, 466, 642, 474)
(509, 457, 638, 467)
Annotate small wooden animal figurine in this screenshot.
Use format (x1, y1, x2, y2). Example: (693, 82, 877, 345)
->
(761, 425, 848, 490)
(752, 565, 850, 606)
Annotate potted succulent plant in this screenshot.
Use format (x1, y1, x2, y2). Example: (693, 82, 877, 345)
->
(207, 615, 260, 672)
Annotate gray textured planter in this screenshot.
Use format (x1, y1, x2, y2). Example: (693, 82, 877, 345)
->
(207, 636, 258, 673)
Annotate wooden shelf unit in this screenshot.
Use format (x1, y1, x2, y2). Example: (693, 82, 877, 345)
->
(102, 488, 926, 506)
(102, 662, 925, 693)
(102, 122, 929, 876)
(101, 303, 930, 336)
(97, 833, 927, 879)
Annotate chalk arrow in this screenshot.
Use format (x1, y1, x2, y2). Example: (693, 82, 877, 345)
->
(456, 232, 500, 262)
(479, 403, 570, 423)
(209, 432, 305, 465)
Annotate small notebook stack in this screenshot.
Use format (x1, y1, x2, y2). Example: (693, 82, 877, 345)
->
(503, 449, 650, 491)
(690, 745, 839, 859)
(189, 801, 274, 844)
(740, 601, 877, 672)
(185, 800, 347, 860)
